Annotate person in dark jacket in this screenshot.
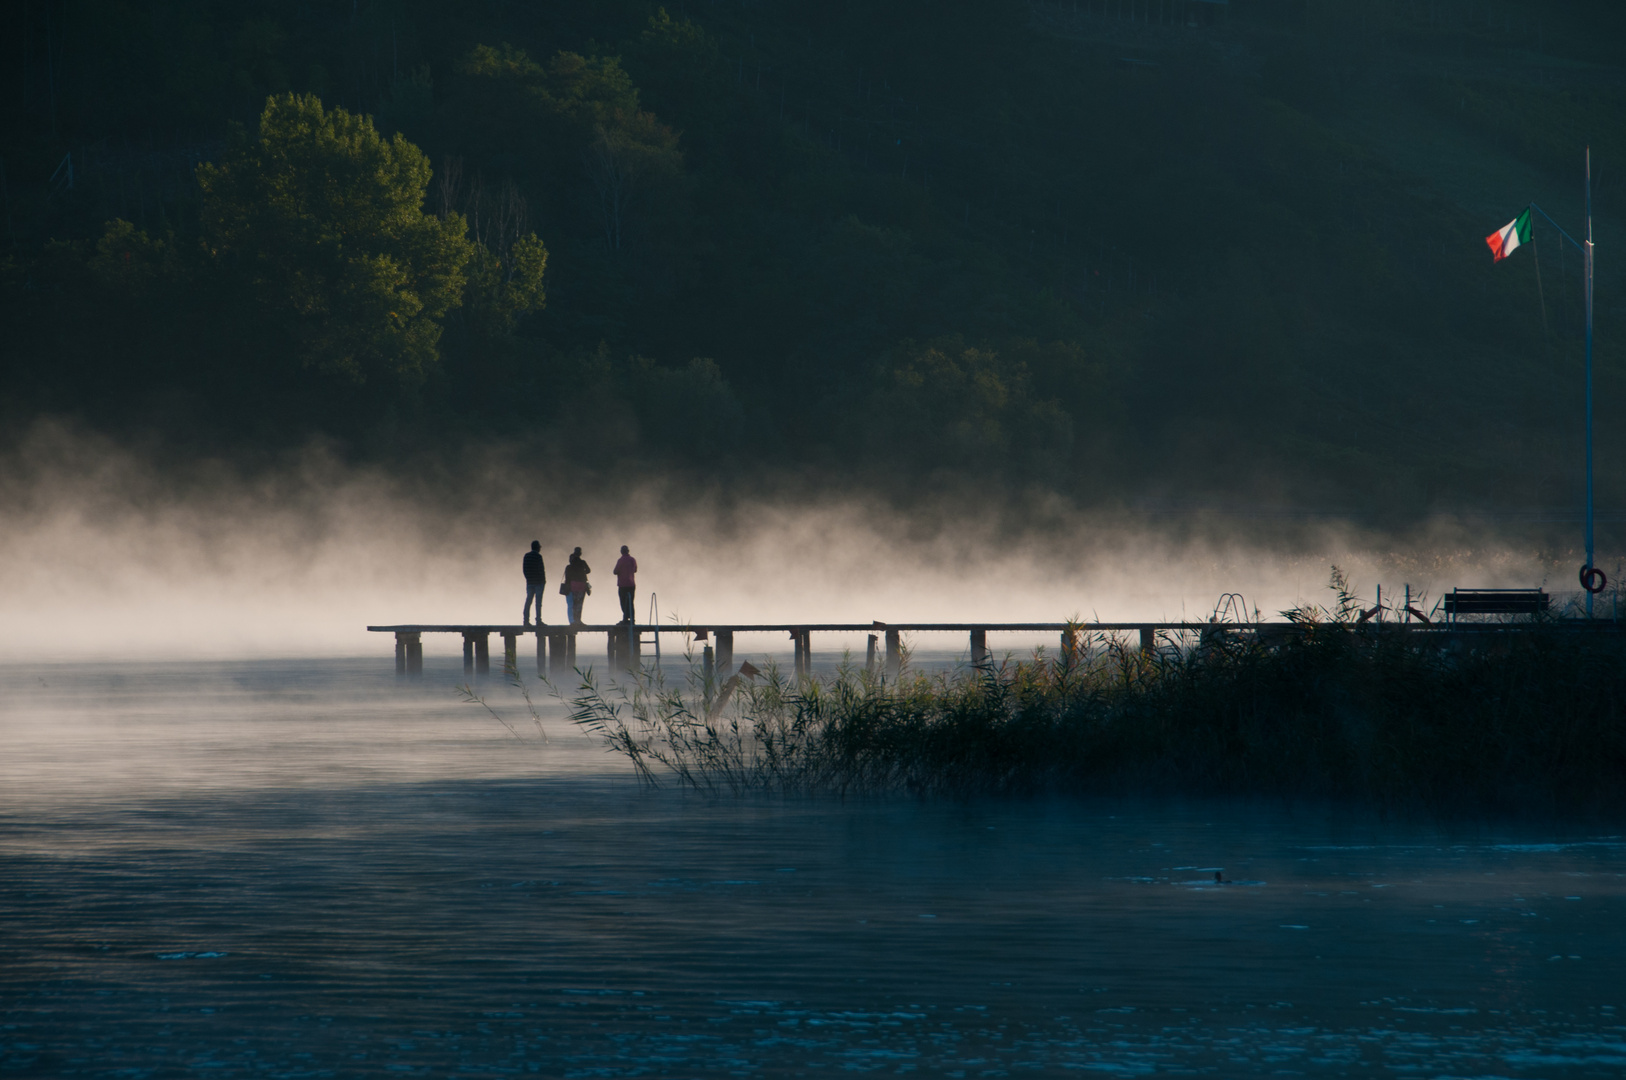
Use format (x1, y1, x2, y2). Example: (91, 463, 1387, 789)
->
(613, 545, 638, 624)
(522, 541, 547, 626)
(564, 547, 591, 625)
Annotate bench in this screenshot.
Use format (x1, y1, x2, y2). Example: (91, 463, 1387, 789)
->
(1443, 588, 1550, 623)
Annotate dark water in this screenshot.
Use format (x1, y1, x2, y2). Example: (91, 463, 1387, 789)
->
(2, 660, 1623, 1077)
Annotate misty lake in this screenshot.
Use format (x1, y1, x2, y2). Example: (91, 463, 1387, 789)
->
(2, 657, 1623, 1078)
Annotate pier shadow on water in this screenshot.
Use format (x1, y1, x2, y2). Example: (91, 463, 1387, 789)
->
(1, 659, 1623, 1076)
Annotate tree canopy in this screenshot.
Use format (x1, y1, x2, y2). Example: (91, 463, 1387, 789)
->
(1, 0, 1621, 525)
(196, 93, 479, 386)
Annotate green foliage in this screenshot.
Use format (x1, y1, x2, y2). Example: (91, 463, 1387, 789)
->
(88, 220, 182, 297)
(196, 93, 474, 386)
(463, 231, 549, 337)
(867, 337, 1074, 481)
(1, 0, 1622, 513)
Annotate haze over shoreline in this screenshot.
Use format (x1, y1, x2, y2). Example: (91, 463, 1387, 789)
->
(0, 423, 1596, 661)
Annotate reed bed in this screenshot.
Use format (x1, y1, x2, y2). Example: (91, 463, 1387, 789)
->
(550, 581, 1626, 815)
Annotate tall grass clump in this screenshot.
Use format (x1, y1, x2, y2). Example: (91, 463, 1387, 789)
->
(563, 582, 1626, 815)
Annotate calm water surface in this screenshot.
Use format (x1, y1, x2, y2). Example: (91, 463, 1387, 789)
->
(1, 658, 1623, 1077)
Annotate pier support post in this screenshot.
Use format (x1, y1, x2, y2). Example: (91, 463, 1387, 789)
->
(395, 633, 408, 678)
(567, 630, 577, 668)
(885, 628, 902, 680)
(791, 629, 805, 677)
(535, 629, 545, 676)
(406, 633, 423, 679)
(716, 631, 733, 672)
(462, 633, 475, 679)
(628, 625, 641, 673)
(702, 645, 715, 681)
(1061, 626, 1080, 667)
(1138, 626, 1156, 657)
(607, 629, 619, 670)
(548, 631, 568, 678)
(970, 628, 988, 668)
(475, 633, 490, 677)
(866, 634, 878, 674)
(501, 631, 518, 675)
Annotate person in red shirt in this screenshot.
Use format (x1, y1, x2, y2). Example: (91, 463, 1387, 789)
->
(613, 545, 638, 624)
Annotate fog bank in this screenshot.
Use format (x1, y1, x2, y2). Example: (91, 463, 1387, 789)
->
(0, 423, 1590, 661)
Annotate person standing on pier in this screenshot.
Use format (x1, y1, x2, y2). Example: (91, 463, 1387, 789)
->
(564, 547, 591, 625)
(614, 545, 638, 624)
(522, 541, 547, 626)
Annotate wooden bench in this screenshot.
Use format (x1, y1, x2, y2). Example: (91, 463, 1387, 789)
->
(1443, 588, 1550, 624)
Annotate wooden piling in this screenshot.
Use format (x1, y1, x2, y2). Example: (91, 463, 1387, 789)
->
(866, 633, 878, 673)
(548, 631, 568, 678)
(702, 644, 715, 680)
(535, 629, 546, 676)
(404, 632, 423, 679)
(566, 630, 577, 667)
(501, 631, 518, 674)
(1139, 626, 1156, 656)
(970, 628, 988, 667)
(791, 628, 805, 677)
(885, 628, 901, 679)
(462, 632, 475, 679)
(628, 625, 641, 672)
(606, 628, 619, 670)
(474, 633, 490, 676)
(1061, 626, 1080, 666)
(395, 633, 408, 678)
(716, 630, 733, 672)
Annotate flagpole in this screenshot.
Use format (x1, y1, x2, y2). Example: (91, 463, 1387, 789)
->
(1584, 147, 1596, 616)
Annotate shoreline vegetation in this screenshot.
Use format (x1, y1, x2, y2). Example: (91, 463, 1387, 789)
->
(512, 575, 1626, 817)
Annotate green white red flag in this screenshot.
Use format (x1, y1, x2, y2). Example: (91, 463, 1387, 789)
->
(1485, 208, 1532, 262)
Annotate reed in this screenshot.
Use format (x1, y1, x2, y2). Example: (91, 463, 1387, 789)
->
(557, 585, 1626, 814)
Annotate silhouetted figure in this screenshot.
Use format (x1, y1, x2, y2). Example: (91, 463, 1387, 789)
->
(522, 541, 547, 626)
(564, 548, 591, 625)
(614, 545, 638, 624)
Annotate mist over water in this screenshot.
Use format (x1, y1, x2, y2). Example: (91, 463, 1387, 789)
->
(0, 424, 1585, 661)
(3, 659, 1625, 1077)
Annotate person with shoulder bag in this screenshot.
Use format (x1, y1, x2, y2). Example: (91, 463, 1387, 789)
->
(564, 548, 591, 624)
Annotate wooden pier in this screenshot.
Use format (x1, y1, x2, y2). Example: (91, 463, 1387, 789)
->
(369, 611, 1620, 681)
(370, 620, 1297, 681)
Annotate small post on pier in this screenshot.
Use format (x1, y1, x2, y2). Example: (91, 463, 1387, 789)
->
(1061, 626, 1080, 668)
(866, 633, 878, 673)
(1138, 626, 1156, 657)
(702, 644, 715, 681)
(970, 628, 988, 668)
(716, 630, 734, 672)
(548, 631, 568, 678)
(474, 633, 490, 677)
(462, 632, 475, 679)
(628, 625, 642, 672)
(535, 629, 545, 676)
(792, 628, 808, 677)
(567, 630, 578, 668)
(885, 628, 902, 680)
(501, 631, 518, 674)
(403, 632, 422, 680)
(395, 633, 408, 678)
(606, 628, 619, 670)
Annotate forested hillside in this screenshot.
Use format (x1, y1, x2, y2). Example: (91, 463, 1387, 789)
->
(2, 0, 1622, 522)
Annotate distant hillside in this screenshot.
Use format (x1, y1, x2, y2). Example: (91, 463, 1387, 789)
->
(1, 0, 1621, 527)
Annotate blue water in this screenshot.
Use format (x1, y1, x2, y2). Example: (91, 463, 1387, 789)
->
(1, 659, 1623, 1077)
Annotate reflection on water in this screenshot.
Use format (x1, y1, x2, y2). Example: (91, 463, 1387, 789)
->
(2, 660, 1623, 1076)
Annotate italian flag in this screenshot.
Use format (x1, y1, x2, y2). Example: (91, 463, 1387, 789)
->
(1485, 208, 1531, 262)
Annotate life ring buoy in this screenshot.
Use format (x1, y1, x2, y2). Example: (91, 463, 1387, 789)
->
(1580, 565, 1608, 594)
